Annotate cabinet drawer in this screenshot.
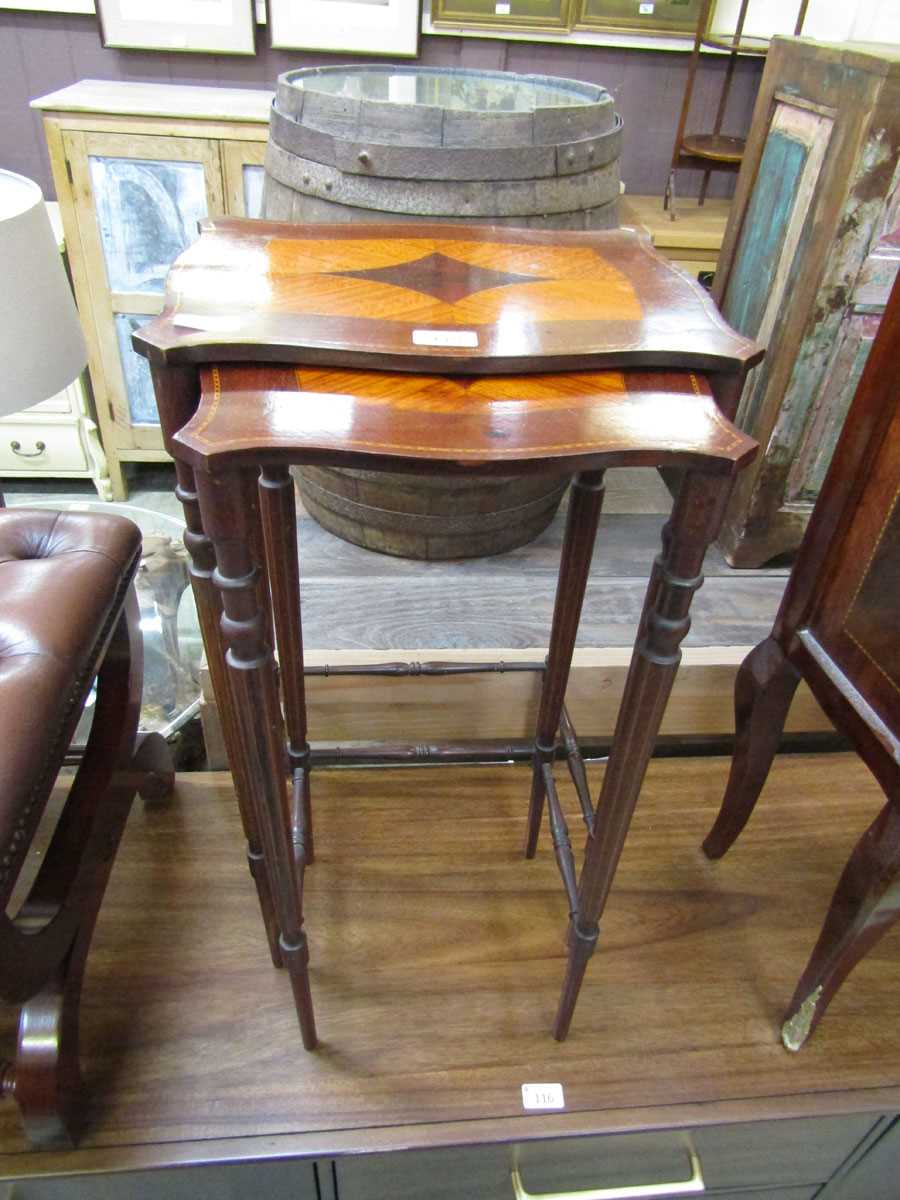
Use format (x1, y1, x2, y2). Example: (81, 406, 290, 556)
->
(336, 1114, 878, 1200)
(1, 1157, 318, 1199)
(0, 422, 87, 474)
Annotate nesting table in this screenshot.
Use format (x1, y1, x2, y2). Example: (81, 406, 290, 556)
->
(135, 220, 761, 1049)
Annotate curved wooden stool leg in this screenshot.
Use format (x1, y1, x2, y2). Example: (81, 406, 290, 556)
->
(781, 798, 900, 1051)
(197, 467, 317, 1050)
(525, 471, 605, 858)
(10, 957, 82, 1149)
(703, 637, 801, 860)
(7, 588, 144, 1147)
(554, 471, 734, 1040)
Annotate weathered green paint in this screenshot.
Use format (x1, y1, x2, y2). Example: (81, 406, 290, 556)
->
(724, 128, 810, 340)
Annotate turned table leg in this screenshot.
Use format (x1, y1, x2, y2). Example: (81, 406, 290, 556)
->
(259, 466, 314, 866)
(554, 471, 734, 1040)
(525, 471, 606, 858)
(195, 465, 317, 1050)
(152, 366, 283, 968)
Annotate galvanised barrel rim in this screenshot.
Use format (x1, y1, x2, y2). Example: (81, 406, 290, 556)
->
(279, 65, 612, 113)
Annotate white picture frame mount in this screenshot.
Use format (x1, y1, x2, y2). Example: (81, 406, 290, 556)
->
(268, 0, 420, 56)
(96, 0, 256, 53)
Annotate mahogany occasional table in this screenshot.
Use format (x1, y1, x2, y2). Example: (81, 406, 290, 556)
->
(134, 220, 761, 1049)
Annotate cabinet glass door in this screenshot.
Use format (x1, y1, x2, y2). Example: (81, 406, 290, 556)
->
(65, 130, 225, 449)
(222, 140, 267, 218)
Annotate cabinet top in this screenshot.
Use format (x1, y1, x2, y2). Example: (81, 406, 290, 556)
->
(772, 36, 900, 76)
(134, 218, 763, 378)
(31, 78, 273, 123)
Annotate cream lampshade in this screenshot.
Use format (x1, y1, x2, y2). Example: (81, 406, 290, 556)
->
(0, 169, 87, 421)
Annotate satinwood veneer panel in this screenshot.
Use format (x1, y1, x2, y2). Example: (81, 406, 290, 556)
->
(134, 220, 762, 378)
(172, 365, 758, 476)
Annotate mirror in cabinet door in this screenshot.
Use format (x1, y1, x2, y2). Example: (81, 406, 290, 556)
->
(62, 130, 225, 461)
(221, 140, 267, 219)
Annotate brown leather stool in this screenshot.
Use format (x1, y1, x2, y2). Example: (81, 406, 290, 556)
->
(0, 508, 171, 1148)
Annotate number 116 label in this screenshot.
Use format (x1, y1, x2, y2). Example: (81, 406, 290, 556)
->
(522, 1083, 566, 1110)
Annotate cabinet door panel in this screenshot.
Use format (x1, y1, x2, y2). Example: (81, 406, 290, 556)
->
(65, 129, 224, 449)
(90, 156, 208, 294)
(244, 163, 265, 218)
(222, 140, 267, 217)
(808, 392, 900, 733)
(114, 312, 158, 425)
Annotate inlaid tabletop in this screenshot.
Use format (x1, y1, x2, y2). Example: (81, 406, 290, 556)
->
(172, 364, 758, 474)
(134, 220, 763, 377)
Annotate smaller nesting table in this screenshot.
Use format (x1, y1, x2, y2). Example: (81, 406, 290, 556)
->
(135, 220, 761, 1048)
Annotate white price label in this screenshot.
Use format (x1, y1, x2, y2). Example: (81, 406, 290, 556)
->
(521, 1083, 565, 1110)
(172, 312, 244, 333)
(412, 329, 479, 348)
(638, 2, 654, 11)
(495, 2, 511, 12)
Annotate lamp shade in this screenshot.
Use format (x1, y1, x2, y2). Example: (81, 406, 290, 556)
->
(0, 169, 87, 418)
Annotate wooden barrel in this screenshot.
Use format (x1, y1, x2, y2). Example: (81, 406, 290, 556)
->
(265, 65, 622, 558)
(295, 466, 570, 560)
(263, 65, 622, 228)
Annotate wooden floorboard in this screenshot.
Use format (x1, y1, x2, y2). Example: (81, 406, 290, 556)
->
(2, 755, 898, 1171)
(291, 504, 788, 650)
(8, 482, 788, 651)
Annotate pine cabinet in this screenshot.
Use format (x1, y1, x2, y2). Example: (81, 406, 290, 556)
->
(33, 82, 272, 499)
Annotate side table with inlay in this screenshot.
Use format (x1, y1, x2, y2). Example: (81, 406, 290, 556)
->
(134, 220, 761, 1049)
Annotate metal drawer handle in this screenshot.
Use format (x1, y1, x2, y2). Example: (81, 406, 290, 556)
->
(10, 439, 46, 458)
(511, 1139, 705, 1200)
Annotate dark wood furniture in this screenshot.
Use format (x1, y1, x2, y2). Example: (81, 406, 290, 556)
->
(664, 0, 808, 217)
(703, 274, 900, 1050)
(134, 218, 761, 1048)
(712, 37, 900, 567)
(0, 508, 171, 1148)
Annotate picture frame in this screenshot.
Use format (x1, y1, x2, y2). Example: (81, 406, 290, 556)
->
(0, 0, 94, 10)
(268, 0, 420, 57)
(574, 0, 701, 35)
(431, 0, 571, 33)
(96, 0, 256, 54)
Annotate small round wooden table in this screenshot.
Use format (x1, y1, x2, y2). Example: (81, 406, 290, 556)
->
(135, 219, 761, 1050)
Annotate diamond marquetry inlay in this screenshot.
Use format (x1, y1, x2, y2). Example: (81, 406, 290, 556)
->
(331, 252, 549, 304)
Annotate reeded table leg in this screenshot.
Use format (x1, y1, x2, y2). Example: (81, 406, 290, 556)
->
(259, 465, 314, 866)
(554, 471, 734, 1040)
(703, 636, 801, 860)
(782, 799, 900, 1051)
(152, 366, 283, 968)
(525, 471, 606, 858)
(196, 465, 317, 1050)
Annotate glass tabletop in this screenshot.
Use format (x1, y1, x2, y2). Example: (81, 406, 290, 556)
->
(285, 65, 605, 112)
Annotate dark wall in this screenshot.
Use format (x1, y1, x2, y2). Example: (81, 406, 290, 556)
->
(1, 9, 762, 200)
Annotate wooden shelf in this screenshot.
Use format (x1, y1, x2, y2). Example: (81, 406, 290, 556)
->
(2, 754, 900, 1175)
(665, 0, 807, 214)
(701, 32, 769, 55)
(681, 134, 746, 164)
